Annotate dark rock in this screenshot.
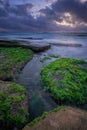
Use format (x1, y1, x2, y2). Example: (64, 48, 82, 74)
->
(0, 40, 20, 47)
(21, 42, 51, 52)
(0, 40, 51, 52)
(52, 43, 82, 47)
(24, 37, 43, 40)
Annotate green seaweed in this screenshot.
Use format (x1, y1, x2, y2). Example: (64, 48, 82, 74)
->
(0, 47, 33, 80)
(41, 111, 48, 119)
(0, 81, 28, 129)
(41, 58, 87, 105)
(40, 56, 51, 63)
(29, 117, 40, 126)
(49, 54, 59, 58)
(40, 54, 59, 63)
(28, 111, 48, 127)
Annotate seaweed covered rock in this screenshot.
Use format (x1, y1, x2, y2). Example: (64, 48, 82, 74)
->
(0, 80, 29, 129)
(41, 58, 87, 105)
(0, 47, 33, 81)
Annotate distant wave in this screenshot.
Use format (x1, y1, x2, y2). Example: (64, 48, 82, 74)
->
(23, 37, 43, 40)
(76, 34, 87, 37)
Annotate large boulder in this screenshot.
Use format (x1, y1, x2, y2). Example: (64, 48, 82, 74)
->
(23, 107, 87, 130)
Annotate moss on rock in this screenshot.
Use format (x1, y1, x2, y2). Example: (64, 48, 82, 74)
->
(0, 81, 29, 129)
(0, 46, 33, 129)
(41, 58, 87, 105)
(0, 47, 33, 80)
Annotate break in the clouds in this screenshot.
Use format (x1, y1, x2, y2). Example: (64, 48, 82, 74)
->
(0, 0, 87, 32)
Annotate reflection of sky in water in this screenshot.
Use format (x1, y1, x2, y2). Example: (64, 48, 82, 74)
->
(47, 45, 87, 60)
(17, 54, 57, 121)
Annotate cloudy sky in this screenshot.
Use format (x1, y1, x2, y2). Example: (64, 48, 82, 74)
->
(0, 0, 87, 32)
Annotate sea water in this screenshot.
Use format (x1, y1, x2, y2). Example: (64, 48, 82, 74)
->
(0, 32, 87, 60)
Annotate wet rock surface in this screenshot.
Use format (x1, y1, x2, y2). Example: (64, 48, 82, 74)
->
(22, 42, 51, 52)
(0, 40, 51, 52)
(52, 43, 82, 47)
(23, 107, 87, 130)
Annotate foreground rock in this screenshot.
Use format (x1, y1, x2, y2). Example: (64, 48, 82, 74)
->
(41, 58, 87, 105)
(0, 46, 33, 129)
(23, 107, 87, 130)
(0, 40, 51, 52)
(0, 80, 28, 129)
(52, 43, 82, 47)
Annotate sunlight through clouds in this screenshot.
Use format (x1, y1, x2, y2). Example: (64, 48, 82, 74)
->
(0, 0, 87, 32)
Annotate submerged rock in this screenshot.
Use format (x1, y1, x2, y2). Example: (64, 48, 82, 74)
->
(52, 43, 82, 47)
(23, 107, 87, 130)
(23, 37, 43, 40)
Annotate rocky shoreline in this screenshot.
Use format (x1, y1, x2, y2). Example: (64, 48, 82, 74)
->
(0, 81, 28, 130)
(0, 40, 87, 130)
(0, 43, 33, 130)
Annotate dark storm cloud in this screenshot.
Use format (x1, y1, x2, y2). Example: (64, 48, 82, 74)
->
(0, 8, 8, 17)
(10, 3, 33, 16)
(0, 0, 87, 32)
(0, 0, 33, 17)
(0, 0, 36, 31)
(0, 0, 57, 32)
(40, 7, 62, 22)
(40, 0, 87, 22)
(52, 0, 87, 22)
(0, 0, 9, 17)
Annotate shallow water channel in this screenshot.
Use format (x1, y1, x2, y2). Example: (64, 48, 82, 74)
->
(16, 52, 57, 121)
(16, 41, 87, 121)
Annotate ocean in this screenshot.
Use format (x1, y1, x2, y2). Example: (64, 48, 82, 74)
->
(0, 32, 87, 60)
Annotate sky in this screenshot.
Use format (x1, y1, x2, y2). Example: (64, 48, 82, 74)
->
(0, 0, 87, 32)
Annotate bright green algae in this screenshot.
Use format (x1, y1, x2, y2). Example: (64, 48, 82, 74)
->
(0, 81, 29, 129)
(41, 58, 87, 105)
(0, 47, 33, 80)
(0, 47, 33, 129)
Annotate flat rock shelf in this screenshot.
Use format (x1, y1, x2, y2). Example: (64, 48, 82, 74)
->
(0, 40, 51, 52)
